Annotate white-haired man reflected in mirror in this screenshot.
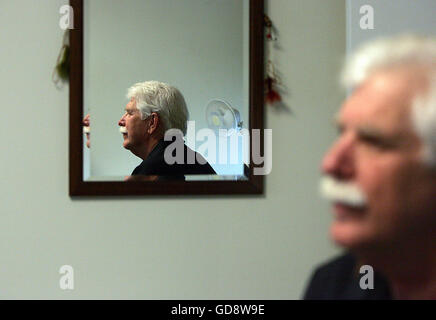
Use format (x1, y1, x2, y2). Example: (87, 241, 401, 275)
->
(118, 81, 215, 181)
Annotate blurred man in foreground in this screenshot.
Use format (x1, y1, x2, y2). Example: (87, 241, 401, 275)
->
(304, 35, 436, 299)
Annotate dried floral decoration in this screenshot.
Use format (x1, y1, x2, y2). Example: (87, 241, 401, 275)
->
(264, 14, 281, 105)
(52, 30, 70, 88)
(265, 60, 282, 104)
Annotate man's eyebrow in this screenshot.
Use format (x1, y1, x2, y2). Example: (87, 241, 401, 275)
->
(357, 126, 384, 138)
(356, 126, 402, 146)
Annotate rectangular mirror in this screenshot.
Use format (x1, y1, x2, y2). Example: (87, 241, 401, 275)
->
(69, 0, 264, 196)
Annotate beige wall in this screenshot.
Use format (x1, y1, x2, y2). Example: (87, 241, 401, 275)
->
(0, 0, 345, 299)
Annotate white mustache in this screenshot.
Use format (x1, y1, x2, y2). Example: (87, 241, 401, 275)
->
(119, 127, 127, 134)
(320, 176, 367, 207)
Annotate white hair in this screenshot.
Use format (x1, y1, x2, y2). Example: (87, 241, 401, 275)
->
(126, 81, 189, 135)
(341, 34, 436, 167)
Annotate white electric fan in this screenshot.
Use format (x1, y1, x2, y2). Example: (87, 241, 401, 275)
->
(205, 99, 243, 136)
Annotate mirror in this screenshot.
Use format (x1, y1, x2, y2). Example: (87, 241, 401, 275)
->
(69, 0, 264, 196)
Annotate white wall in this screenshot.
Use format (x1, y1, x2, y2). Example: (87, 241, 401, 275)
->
(347, 0, 436, 53)
(0, 0, 345, 299)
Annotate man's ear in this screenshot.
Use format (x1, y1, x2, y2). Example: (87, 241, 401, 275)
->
(147, 112, 160, 134)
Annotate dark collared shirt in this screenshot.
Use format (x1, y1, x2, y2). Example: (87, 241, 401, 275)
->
(303, 253, 392, 300)
(131, 139, 216, 180)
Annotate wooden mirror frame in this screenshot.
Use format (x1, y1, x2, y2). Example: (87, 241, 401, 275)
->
(69, 0, 264, 196)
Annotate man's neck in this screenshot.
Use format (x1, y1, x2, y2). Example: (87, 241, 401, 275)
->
(136, 135, 163, 160)
(357, 235, 436, 299)
(390, 243, 436, 300)
(391, 274, 436, 300)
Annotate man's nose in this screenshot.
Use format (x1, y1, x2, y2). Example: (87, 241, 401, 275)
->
(118, 114, 126, 127)
(321, 135, 354, 179)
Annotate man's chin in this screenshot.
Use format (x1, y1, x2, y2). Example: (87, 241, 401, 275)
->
(329, 221, 371, 250)
(122, 142, 131, 150)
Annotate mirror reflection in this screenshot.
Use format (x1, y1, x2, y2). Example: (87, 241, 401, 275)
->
(83, 0, 250, 181)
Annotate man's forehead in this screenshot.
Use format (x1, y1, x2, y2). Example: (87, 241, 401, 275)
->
(125, 98, 138, 110)
(337, 71, 416, 131)
(348, 67, 428, 108)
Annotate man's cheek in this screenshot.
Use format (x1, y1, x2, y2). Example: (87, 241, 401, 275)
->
(359, 162, 389, 191)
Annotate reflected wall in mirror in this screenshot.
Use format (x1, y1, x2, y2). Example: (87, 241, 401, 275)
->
(69, 0, 264, 196)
